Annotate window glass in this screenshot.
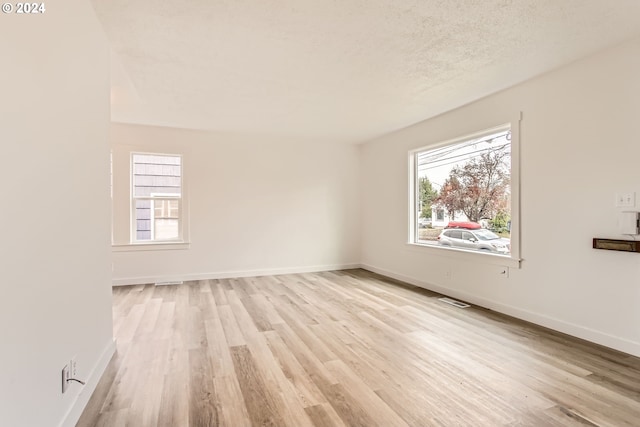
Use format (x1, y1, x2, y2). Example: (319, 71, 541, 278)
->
(132, 153, 182, 242)
(462, 231, 475, 241)
(412, 126, 513, 257)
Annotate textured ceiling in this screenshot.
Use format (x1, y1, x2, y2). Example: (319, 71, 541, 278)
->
(93, 0, 640, 144)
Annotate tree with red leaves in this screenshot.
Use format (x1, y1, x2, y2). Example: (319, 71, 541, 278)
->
(435, 146, 510, 223)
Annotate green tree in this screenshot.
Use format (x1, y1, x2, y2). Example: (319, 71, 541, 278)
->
(489, 210, 511, 233)
(418, 176, 438, 219)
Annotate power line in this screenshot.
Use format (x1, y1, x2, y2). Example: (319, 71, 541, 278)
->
(418, 143, 509, 167)
(418, 146, 510, 171)
(418, 139, 480, 162)
(417, 131, 510, 163)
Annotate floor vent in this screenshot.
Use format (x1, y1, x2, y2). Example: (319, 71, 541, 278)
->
(438, 297, 470, 308)
(155, 281, 184, 286)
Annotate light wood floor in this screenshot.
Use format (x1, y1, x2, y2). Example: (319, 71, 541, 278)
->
(77, 269, 640, 427)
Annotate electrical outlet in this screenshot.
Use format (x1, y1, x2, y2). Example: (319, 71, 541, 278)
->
(70, 357, 77, 379)
(61, 365, 69, 394)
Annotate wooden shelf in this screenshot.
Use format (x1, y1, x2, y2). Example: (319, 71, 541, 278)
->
(593, 238, 640, 253)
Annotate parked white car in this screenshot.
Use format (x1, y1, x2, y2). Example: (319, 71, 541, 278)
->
(418, 217, 432, 228)
(437, 228, 510, 254)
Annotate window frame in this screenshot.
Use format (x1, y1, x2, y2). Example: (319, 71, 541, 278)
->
(408, 115, 521, 268)
(130, 152, 184, 244)
(111, 146, 190, 252)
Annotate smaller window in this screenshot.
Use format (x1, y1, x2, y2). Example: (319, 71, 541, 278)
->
(131, 153, 182, 243)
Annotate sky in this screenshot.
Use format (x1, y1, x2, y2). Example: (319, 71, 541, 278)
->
(416, 129, 511, 190)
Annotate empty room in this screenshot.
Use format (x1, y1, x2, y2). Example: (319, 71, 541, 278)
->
(2, 1, 640, 426)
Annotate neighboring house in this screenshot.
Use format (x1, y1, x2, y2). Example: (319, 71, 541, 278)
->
(431, 204, 494, 229)
(132, 154, 181, 241)
(430, 204, 469, 228)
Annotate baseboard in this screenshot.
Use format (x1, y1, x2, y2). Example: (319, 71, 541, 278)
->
(59, 339, 117, 427)
(112, 263, 362, 286)
(361, 263, 640, 358)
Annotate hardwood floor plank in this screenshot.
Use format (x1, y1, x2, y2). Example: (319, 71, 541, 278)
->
(209, 279, 229, 306)
(230, 345, 286, 427)
(151, 284, 177, 302)
(324, 359, 409, 427)
(151, 301, 175, 341)
(228, 278, 252, 300)
(225, 289, 262, 344)
(134, 297, 162, 338)
(217, 304, 246, 348)
(263, 330, 327, 408)
(213, 374, 252, 427)
(157, 371, 189, 427)
(271, 321, 339, 388)
(188, 281, 203, 307)
(585, 372, 640, 399)
(98, 346, 143, 413)
(240, 294, 274, 332)
(273, 302, 337, 363)
(203, 316, 236, 377)
(196, 280, 218, 321)
(304, 403, 347, 427)
(127, 357, 166, 427)
(225, 288, 315, 426)
(186, 305, 208, 349)
(250, 293, 285, 326)
(75, 351, 120, 427)
(237, 320, 316, 426)
(316, 382, 377, 427)
(113, 304, 145, 343)
(274, 277, 313, 306)
(542, 405, 601, 426)
(374, 386, 454, 427)
(90, 409, 129, 427)
(188, 348, 219, 427)
(266, 292, 322, 325)
(308, 322, 391, 391)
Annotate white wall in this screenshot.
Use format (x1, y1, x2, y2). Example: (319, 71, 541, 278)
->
(0, 2, 114, 427)
(111, 124, 361, 284)
(360, 37, 640, 357)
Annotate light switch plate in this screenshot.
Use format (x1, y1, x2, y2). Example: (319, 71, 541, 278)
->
(615, 192, 636, 207)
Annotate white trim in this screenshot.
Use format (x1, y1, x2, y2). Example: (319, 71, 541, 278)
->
(111, 263, 361, 286)
(408, 123, 514, 156)
(360, 263, 640, 358)
(405, 242, 521, 269)
(112, 242, 190, 252)
(58, 340, 117, 427)
(408, 113, 522, 265)
(130, 152, 185, 244)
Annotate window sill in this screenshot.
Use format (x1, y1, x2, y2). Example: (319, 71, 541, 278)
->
(406, 242, 521, 269)
(112, 242, 191, 252)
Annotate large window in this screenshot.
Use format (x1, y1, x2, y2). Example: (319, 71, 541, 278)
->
(131, 153, 182, 242)
(411, 124, 517, 259)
